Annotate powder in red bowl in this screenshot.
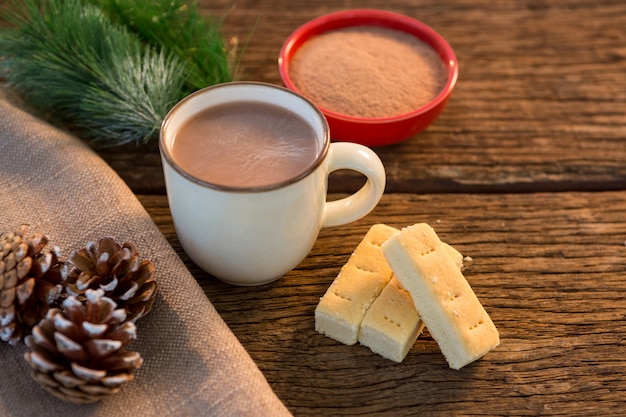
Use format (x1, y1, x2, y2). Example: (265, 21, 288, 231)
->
(289, 26, 448, 119)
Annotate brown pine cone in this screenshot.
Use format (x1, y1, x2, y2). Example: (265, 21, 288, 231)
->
(64, 237, 157, 322)
(24, 289, 143, 404)
(0, 227, 67, 345)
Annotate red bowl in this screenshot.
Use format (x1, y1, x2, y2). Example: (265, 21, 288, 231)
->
(279, 9, 458, 147)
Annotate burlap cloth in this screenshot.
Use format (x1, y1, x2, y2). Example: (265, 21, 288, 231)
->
(0, 87, 293, 416)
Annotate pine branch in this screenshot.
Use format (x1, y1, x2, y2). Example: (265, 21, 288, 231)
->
(78, 47, 187, 147)
(92, 0, 234, 93)
(0, 0, 232, 147)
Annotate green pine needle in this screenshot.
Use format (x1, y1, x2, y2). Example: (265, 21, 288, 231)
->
(92, 0, 234, 92)
(0, 0, 233, 147)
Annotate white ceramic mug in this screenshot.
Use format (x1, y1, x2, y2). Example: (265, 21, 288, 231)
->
(159, 82, 386, 286)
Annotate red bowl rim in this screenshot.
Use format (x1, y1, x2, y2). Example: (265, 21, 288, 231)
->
(278, 9, 459, 124)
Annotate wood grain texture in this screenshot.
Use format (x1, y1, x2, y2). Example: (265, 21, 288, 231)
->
(1, 0, 624, 414)
(138, 192, 626, 415)
(94, 0, 626, 414)
(98, 0, 626, 195)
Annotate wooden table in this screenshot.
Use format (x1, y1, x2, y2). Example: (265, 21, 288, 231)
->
(97, 0, 626, 415)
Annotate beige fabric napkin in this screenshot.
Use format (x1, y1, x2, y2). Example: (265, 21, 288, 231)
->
(0, 87, 292, 416)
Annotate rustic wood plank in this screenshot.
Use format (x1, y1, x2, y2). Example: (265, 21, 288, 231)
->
(98, 0, 626, 195)
(138, 191, 626, 415)
(4, 0, 625, 414)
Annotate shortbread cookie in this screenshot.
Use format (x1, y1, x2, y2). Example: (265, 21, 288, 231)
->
(359, 242, 463, 363)
(382, 223, 499, 370)
(358, 244, 463, 363)
(358, 276, 424, 362)
(315, 224, 397, 345)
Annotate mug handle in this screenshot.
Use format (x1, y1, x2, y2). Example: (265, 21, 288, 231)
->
(321, 142, 386, 228)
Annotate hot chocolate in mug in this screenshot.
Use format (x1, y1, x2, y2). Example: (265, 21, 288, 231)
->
(160, 82, 386, 285)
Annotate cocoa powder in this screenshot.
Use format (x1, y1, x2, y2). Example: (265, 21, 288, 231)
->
(289, 26, 448, 118)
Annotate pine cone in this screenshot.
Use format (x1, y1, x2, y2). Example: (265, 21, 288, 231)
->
(0, 227, 67, 345)
(64, 237, 157, 322)
(24, 289, 143, 404)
